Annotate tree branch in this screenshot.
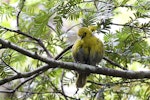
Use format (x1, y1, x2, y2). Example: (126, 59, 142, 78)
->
(0, 38, 150, 86)
(0, 26, 53, 58)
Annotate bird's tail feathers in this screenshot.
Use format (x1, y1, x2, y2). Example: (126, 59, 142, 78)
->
(76, 73, 87, 88)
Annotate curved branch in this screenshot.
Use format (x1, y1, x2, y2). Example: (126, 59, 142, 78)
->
(1, 59, 20, 74)
(16, 0, 26, 29)
(0, 26, 53, 58)
(0, 38, 150, 86)
(0, 26, 39, 41)
(103, 57, 127, 70)
(54, 45, 73, 60)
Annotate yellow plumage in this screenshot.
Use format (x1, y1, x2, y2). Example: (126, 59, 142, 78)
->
(88, 25, 98, 32)
(72, 27, 104, 88)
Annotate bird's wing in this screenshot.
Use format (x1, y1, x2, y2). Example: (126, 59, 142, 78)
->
(89, 37, 104, 65)
(72, 40, 89, 64)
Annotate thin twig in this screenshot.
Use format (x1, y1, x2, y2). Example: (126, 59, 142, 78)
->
(47, 75, 73, 100)
(47, 25, 57, 33)
(13, 72, 41, 92)
(66, 23, 81, 33)
(24, 75, 35, 98)
(87, 79, 149, 87)
(0, 89, 77, 99)
(0, 72, 42, 94)
(38, 39, 53, 58)
(54, 45, 73, 60)
(16, 0, 26, 29)
(110, 22, 150, 31)
(0, 26, 53, 58)
(0, 26, 39, 41)
(1, 59, 20, 74)
(60, 70, 68, 100)
(103, 57, 127, 70)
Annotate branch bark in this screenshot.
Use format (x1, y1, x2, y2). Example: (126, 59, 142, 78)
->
(0, 38, 150, 85)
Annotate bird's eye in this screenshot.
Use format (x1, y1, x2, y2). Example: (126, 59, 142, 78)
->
(84, 32, 87, 36)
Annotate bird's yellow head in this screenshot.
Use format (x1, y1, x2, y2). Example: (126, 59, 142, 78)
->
(78, 27, 92, 39)
(88, 25, 98, 32)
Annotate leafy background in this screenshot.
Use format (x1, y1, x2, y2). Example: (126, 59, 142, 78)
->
(0, 0, 150, 100)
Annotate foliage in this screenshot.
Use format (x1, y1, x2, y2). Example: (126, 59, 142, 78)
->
(0, 0, 150, 100)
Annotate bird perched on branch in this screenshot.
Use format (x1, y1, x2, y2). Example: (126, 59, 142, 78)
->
(72, 27, 104, 88)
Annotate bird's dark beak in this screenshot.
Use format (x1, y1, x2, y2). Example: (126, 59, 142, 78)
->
(80, 32, 86, 39)
(81, 35, 84, 39)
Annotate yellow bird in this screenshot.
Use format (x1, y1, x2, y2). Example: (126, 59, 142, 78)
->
(72, 27, 104, 88)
